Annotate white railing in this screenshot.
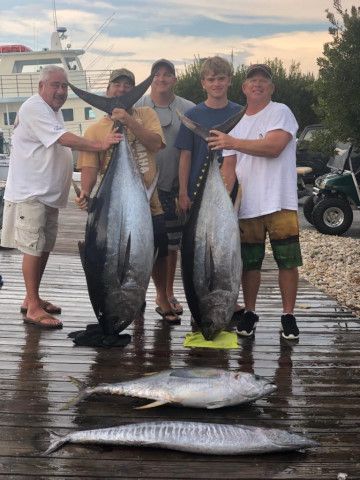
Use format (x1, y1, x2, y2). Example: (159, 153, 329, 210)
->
(0, 69, 111, 99)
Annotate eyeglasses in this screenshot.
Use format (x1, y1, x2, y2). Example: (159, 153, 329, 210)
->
(47, 81, 68, 90)
(153, 104, 173, 127)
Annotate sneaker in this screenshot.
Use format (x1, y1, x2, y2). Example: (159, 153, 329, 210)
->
(281, 314, 299, 340)
(236, 311, 259, 337)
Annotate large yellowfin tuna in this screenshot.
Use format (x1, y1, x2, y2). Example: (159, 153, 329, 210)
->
(179, 109, 246, 340)
(68, 77, 155, 347)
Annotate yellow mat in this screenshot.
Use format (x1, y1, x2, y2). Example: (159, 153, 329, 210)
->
(183, 331, 238, 349)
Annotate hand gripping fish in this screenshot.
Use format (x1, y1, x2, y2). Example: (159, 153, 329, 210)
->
(45, 420, 319, 455)
(68, 76, 155, 347)
(179, 109, 246, 340)
(61, 367, 276, 410)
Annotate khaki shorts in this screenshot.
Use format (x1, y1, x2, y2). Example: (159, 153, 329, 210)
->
(239, 209, 302, 271)
(1, 200, 59, 256)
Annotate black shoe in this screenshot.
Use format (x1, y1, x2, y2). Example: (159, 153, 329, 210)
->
(236, 311, 259, 337)
(281, 314, 299, 340)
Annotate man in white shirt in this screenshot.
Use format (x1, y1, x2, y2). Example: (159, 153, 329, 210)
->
(208, 64, 302, 341)
(1, 65, 120, 329)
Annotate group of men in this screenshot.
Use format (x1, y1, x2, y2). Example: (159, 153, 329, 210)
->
(0, 55, 302, 341)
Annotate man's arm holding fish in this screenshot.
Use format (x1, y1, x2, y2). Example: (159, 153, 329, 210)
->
(220, 154, 237, 194)
(207, 129, 292, 157)
(178, 149, 192, 213)
(111, 108, 164, 153)
(58, 131, 122, 152)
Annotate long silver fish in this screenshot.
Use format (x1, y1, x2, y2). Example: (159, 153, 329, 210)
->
(45, 420, 319, 455)
(179, 109, 246, 340)
(69, 78, 155, 345)
(62, 367, 276, 410)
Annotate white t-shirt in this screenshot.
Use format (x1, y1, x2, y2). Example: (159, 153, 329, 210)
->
(4, 94, 73, 208)
(223, 101, 299, 219)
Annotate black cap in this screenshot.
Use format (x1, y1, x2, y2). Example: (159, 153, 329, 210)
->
(151, 59, 175, 75)
(246, 64, 272, 79)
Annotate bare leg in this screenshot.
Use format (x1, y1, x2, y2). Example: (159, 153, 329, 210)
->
(278, 267, 298, 314)
(22, 252, 61, 327)
(152, 256, 178, 321)
(165, 249, 177, 298)
(242, 270, 261, 311)
(22, 251, 49, 308)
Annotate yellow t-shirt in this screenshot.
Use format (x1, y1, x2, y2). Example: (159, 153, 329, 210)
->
(77, 107, 165, 215)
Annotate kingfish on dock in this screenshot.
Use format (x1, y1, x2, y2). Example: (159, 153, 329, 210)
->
(45, 420, 319, 455)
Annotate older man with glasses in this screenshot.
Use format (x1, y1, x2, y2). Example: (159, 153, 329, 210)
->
(1, 65, 120, 329)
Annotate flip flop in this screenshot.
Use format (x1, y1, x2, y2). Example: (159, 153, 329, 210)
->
(23, 314, 63, 329)
(155, 307, 181, 325)
(168, 296, 183, 315)
(20, 301, 62, 315)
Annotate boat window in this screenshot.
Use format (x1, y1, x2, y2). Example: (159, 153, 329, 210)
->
(13, 59, 63, 74)
(61, 108, 74, 122)
(3, 112, 17, 126)
(84, 107, 95, 120)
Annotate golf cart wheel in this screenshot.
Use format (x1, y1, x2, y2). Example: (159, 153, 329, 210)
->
(303, 195, 315, 225)
(312, 196, 353, 235)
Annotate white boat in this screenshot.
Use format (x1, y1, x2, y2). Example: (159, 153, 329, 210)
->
(0, 26, 110, 155)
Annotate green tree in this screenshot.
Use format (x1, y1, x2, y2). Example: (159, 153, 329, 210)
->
(317, 0, 360, 146)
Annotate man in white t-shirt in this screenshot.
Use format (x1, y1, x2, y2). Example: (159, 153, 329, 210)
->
(207, 64, 302, 341)
(1, 65, 121, 329)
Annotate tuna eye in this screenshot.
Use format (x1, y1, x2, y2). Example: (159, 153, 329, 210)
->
(254, 375, 261, 380)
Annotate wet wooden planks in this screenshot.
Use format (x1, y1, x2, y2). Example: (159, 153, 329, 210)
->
(0, 197, 359, 479)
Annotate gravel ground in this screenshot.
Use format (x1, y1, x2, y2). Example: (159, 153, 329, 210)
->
(299, 229, 360, 317)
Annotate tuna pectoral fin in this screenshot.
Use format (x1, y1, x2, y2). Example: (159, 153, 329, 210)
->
(134, 400, 169, 410)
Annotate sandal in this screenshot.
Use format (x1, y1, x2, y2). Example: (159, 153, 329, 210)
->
(23, 314, 63, 329)
(168, 296, 183, 315)
(155, 307, 181, 325)
(20, 300, 62, 315)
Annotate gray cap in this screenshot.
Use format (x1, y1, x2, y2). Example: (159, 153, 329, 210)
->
(151, 59, 175, 75)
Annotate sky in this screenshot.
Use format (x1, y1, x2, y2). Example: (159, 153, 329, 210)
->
(0, 0, 356, 81)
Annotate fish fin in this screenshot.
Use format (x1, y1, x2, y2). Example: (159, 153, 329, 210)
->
(176, 110, 210, 140)
(69, 74, 154, 114)
(119, 234, 131, 285)
(134, 400, 169, 410)
(60, 376, 89, 411)
(142, 371, 160, 376)
(144, 170, 159, 202)
(213, 106, 247, 133)
(44, 430, 67, 455)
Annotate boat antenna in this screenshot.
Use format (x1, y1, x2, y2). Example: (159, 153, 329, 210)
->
(53, 0, 59, 31)
(82, 12, 116, 51)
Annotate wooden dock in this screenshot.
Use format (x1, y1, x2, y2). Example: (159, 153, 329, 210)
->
(0, 195, 359, 479)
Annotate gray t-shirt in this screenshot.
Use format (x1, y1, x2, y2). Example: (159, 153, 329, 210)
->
(135, 94, 195, 191)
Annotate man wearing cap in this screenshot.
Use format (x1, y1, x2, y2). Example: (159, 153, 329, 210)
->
(76, 68, 181, 324)
(135, 59, 194, 317)
(208, 64, 302, 341)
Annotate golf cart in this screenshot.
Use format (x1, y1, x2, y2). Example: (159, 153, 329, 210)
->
(303, 142, 360, 235)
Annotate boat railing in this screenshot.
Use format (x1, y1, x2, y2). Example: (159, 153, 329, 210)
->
(0, 69, 111, 99)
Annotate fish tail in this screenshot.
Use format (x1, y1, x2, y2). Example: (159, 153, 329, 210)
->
(60, 376, 89, 411)
(44, 430, 68, 454)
